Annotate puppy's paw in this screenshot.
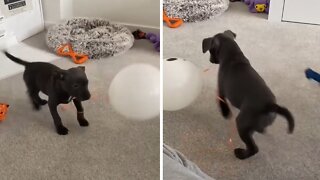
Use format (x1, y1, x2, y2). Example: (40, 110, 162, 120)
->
(234, 148, 258, 159)
(234, 148, 249, 160)
(33, 103, 41, 111)
(221, 107, 231, 118)
(78, 119, 89, 127)
(56, 126, 69, 135)
(219, 100, 231, 119)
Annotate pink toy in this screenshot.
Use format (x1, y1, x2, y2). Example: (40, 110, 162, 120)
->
(244, 0, 269, 14)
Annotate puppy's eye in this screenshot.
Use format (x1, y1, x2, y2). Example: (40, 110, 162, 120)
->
(73, 84, 79, 88)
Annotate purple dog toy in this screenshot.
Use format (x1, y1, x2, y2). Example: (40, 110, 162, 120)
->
(244, 0, 269, 14)
(132, 29, 160, 52)
(146, 33, 160, 52)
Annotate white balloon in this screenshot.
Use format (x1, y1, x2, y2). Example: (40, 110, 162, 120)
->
(163, 58, 203, 111)
(109, 64, 160, 121)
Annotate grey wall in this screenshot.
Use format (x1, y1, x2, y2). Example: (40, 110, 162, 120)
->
(73, 0, 159, 28)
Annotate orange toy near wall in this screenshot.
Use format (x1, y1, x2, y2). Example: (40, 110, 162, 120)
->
(163, 10, 183, 28)
(0, 103, 9, 122)
(57, 44, 89, 64)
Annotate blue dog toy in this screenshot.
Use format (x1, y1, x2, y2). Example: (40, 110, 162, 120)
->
(305, 68, 320, 83)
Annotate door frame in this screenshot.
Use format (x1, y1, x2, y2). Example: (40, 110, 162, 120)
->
(268, 0, 285, 22)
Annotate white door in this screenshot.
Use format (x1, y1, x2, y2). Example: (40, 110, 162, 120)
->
(0, 0, 44, 41)
(282, 0, 320, 25)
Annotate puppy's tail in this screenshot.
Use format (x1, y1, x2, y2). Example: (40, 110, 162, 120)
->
(3, 51, 29, 66)
(264, 104, 295, 134)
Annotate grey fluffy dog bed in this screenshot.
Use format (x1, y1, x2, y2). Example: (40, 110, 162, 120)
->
(46, 18, 134, 59)
(163, 0, 229, 22)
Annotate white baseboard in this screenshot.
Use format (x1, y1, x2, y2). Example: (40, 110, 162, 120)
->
(44, 21, 57, 30)
(115, 22, 159, 34)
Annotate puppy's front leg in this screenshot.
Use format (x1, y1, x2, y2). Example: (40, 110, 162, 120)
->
(73, 99, 89, 127)
(48, 100, 68, 135)
(217, 96, 231, 118)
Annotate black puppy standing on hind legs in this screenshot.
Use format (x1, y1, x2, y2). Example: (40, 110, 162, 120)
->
(202, 30, 295, 159)
(4, 51, 91, 135)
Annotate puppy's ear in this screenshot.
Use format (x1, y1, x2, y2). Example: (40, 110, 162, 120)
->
(224, 30, 236, 39)
(78, 66, 85, 72)
(53, 70, 65, 80)
(202, 37, 213, 53)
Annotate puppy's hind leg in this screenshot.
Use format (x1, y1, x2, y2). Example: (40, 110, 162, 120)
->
(27, 88, 47, 110)
(234, 112, 259, 159)
(217, 95, 231, 119)
(24, 78, 47, 110)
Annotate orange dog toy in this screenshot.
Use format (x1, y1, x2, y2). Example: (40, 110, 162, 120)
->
(57, 44, 89, 64)
(0, 103, 9, 122)
(163, 10, 183, 28)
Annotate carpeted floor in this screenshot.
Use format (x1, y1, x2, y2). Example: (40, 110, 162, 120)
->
(0, 31, 159, 179)
(164, 2, 320, 180)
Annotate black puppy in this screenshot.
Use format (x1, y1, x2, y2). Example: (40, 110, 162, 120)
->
(4, 51, 91, 135)
(202, 30, 294, 159)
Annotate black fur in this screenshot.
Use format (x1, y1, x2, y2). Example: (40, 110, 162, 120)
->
(4, 51, 91, 135)
(263, 104, 294, 133)
(202, 30, 295, 159)
(218, 97, 231, 118)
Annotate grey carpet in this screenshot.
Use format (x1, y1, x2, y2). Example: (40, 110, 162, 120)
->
(0, 31, 159, 180)
(164, 2, 320, 180)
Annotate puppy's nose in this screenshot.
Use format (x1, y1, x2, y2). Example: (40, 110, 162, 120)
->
(83, 92, 91, 101)
(86, 93, 91, 100)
